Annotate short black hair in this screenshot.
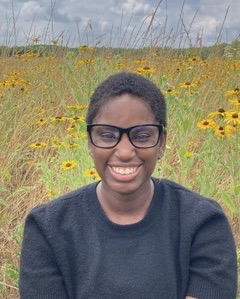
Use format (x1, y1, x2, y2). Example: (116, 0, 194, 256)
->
(86, 72, 167, 126)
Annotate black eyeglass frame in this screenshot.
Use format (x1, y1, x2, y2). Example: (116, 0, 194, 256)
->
(87, 124, 165, 149)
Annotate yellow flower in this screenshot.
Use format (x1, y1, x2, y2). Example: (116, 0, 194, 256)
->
(52, 141, 65, 148)
(208, 108, 226, 119)
(164, 88, 179, 95)
(225, 87, 240, 96)
(134, 59, 147, 64)
(136, 66, 156, 75)
(77, 45, 94, 51)
(67, 132, 87, 139)
(79, 133, 87, 139)
(66, 142, 79, 148)
(85, 168, 100, 180)
(224, 111, 240, 125)
(197, 119, 216, 130)
(188, 57, 201, 63)
(76, 59, 94, 66)
(30, 142, 47, 149)
(67, 124, 77, 131)
(180, 82, 197, 88)
(116, 62, 126, 69)
(185, 151, 193, 158)
(48, 189, 58, 198)
(60, 160, 77, 171)
(214, 126, 232, 138)
(35, 107, 46, 114)
(69, 116, 85, 122)
(50, 116, 67, 122)
(66, 105, 88, 110)
(36, 118, 47, 126)
(51, 137, 59, 143)
(225, 124, 238, 134)
(229, 97, 240, 107)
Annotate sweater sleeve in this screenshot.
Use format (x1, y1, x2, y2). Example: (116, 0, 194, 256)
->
(19, 206, 69, 299)
(186, 201, 238, 299)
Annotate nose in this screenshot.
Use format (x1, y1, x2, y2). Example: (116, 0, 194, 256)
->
(115, 133, 135, 160)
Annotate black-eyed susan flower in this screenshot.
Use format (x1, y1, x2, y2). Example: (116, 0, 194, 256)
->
(67, 124, 77, 131)
(67, 132, 87, 139)
(85, 168, 100, 180)
(208, 108, 226, 119)
(197, 119, 216, 130)
(214, 126, 232, 138)
(35, 107, 46, 114)
(188, 57, 201, 63)
(47, 188, 58, 198)
(180, 82, 197, 89)
(50, 116, 67, 122)
(136, 66, 156, 75)
(229, 97, 240, 107)
(66, 142, 79, 148)
(134, 59, 147, 64)
(36, 118, 47, 126)
(30, 142, 47, 149)
(51, 137, 65, 148)
(66, 105, 88, 110)
(76, 45, 94, 51)
(164, 87, 179, 96)
(225, 87, 240, 96)
(116, 62, 126, 69)
(224, 111, 240, 125)
(225, 124, 238, 134)
(52, 141, 65, 148)
(79, 133, 87, 139)
(69, 116, 85, 122)
(60, 160, 77, 171)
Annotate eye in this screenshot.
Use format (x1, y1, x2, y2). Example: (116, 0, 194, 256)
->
(130, 126, 158, 143)
(132, 132, 151, 141)
(100, 132, 118, 140)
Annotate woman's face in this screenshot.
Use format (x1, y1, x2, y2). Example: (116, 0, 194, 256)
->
(88, 94, 166, 197)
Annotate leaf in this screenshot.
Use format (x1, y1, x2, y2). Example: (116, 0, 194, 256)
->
(222, 192, 238, 214)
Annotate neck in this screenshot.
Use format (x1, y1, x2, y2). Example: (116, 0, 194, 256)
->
(96, 179, 154, 225)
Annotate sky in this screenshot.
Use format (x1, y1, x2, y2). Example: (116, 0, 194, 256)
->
(0, 0, 239, 48)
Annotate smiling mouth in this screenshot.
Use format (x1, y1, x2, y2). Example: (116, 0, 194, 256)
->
(112, 166, 139, 175)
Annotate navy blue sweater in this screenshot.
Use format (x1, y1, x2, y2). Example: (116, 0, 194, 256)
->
(19, 178, 237, 298)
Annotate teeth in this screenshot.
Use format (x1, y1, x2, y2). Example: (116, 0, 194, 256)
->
(112, 167, 137, 175)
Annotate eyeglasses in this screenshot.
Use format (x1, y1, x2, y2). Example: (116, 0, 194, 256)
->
(87, 124, 165, 149)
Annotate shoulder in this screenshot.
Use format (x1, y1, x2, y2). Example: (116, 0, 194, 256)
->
(25, 182, 98, 229)
(153, 177, 226, 224)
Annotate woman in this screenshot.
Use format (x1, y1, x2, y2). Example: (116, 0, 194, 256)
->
(19, 72, 237, 298)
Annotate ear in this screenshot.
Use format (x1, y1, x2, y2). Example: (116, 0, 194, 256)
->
(157, 131, 167, 160)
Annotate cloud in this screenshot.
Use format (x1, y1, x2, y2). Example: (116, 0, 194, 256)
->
(0, 0, 239, 47)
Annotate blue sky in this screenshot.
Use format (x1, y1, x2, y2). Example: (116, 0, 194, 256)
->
(0, 0, 239, 47)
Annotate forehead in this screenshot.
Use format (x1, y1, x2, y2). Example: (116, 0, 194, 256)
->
(94, 94, 155, 124)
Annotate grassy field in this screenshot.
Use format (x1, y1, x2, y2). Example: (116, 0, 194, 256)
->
(0, 44, 239, 298)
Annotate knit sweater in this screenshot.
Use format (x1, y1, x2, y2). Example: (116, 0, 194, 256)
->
(19, 178, 237, 299)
